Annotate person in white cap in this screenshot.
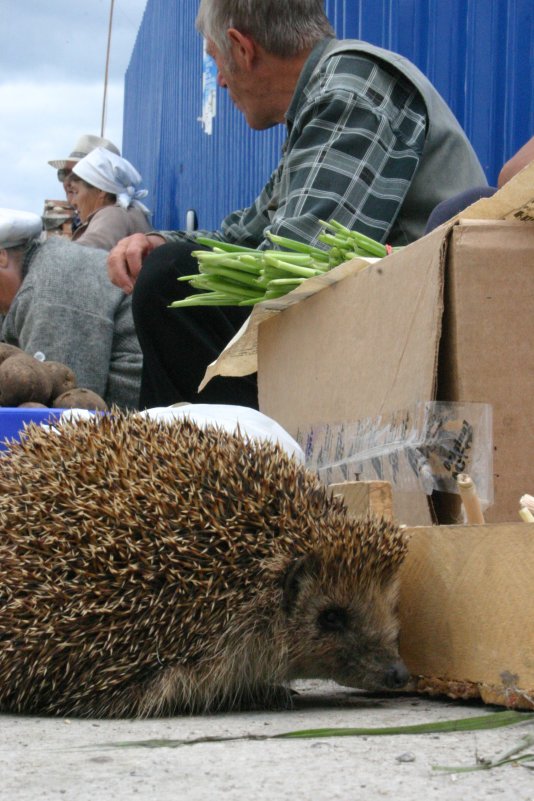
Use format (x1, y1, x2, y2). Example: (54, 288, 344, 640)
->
(69, 147, 152, 251)
(0, 208, 142, 409)
(48, 134, 121, 214)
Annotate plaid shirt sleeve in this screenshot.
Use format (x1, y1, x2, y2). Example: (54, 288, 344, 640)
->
(163, 51, 428, 249)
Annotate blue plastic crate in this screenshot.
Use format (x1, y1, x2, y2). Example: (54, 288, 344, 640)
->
(0, 408, 67, 451)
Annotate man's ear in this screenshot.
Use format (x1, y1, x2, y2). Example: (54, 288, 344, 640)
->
(0, 249, 9, 269)
(280, 553, 319, 615)
(226, 28, 257, 68)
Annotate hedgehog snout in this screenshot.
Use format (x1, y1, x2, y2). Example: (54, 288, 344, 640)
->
(383, 660, 410, 690)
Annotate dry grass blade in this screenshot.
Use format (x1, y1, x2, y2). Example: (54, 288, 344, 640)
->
(94, 710, 534, 750)
(433, 731, 534, 773)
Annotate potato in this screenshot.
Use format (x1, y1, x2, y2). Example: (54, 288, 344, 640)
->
(0, 343, 26, 366)
(0, 355, 54, 406)
(18, 402, 49, 408)
(43, 361, 77, 400)
(52, 388, 108, 411)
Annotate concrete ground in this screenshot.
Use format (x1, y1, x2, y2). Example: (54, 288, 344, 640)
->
(3, 681, 533, 801)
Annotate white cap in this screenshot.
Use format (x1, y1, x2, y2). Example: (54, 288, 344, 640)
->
(0, 209, 43, 249)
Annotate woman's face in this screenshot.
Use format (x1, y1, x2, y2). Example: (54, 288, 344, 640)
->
(58, 160, 77, 206)
(70, 178, 107, 223)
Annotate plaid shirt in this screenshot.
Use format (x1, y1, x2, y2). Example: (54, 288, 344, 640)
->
(163, 37, 428, 250)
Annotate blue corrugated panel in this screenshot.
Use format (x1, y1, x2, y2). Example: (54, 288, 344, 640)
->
(124, 0, 533, 232)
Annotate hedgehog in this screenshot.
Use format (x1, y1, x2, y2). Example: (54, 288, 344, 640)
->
(0, 411, 409, 718)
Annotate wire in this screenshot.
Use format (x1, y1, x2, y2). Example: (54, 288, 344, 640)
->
(101, 0, 116, 137)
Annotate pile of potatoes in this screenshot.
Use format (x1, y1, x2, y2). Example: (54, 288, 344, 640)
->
(0, 344, 108, 410)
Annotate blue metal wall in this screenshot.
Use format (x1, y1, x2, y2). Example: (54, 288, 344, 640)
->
(123, 0, 533, 232)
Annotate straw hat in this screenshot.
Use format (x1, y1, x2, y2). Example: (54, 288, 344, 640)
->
(48, 134, 121, 169)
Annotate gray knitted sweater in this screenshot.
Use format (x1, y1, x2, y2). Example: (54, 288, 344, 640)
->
(1, 237, 142, 409)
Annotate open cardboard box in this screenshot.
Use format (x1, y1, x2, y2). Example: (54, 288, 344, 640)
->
(399, 520, 534, 710)
(201, 159, 534, 526)
(258, 216, 534, 525)
(331, 479, 534, 711)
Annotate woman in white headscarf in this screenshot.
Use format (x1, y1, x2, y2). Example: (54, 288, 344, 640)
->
(70, 147, 152, 251)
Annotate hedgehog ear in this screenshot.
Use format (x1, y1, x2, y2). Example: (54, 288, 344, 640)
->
(280, 553, 319, 615)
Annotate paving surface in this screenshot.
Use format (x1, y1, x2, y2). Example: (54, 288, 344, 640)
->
(3, 681, 533, 801)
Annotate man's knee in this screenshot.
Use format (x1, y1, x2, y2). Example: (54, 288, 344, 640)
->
(132, 241, 199, 317)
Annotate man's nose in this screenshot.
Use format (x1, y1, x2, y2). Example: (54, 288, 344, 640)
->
(217, 73, 227, 89)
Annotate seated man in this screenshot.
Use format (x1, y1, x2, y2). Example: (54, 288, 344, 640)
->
(108, 0, 487, 410)
(0, 209, 142, 410)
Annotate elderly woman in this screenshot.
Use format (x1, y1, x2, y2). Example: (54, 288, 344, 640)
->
(47, 133, 122, 234)
(0, 208, 142, 409)
(70, 147, 152, 251)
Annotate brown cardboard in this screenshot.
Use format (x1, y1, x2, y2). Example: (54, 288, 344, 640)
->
(399, 522, 534, 710)
(199, 256, 373, 390)
(256, 219, 534, 525)
(436, 220, 534, 523)
(336, 481, 534, 709)
(332, 479, 534, 710)
(258, 225, 446, 434)
(329, 480, 394, 521)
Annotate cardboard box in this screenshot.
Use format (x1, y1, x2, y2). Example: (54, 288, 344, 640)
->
(200, 162, 534, 525)
(399, 522, 534, 710)
(256, 218, 534, 525)
(435, 220, 534, 523)
(332, 481, 534, 710)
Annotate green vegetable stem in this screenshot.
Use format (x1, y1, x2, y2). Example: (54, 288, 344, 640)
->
(169, 221, 398, 309)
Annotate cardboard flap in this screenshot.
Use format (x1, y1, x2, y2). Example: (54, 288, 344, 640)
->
(199, 257, 373, 389)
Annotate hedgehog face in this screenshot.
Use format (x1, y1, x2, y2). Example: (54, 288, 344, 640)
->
(281, 552, 409, 692)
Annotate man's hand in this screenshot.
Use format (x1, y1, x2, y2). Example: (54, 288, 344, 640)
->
(108, 233, 166, 294)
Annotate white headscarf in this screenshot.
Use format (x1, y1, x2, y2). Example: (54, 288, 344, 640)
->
(72, 147, 151, 217)
(0, 208, 43, 249)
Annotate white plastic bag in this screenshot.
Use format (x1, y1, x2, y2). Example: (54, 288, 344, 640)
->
(53, 404, 304, 463)
(137, 404, 304, 462)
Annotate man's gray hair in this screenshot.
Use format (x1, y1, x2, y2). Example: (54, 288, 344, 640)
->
(196, 0, 335, 58)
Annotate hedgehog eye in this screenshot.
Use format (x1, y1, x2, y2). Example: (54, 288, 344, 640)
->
(317, 606, 349, 632)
